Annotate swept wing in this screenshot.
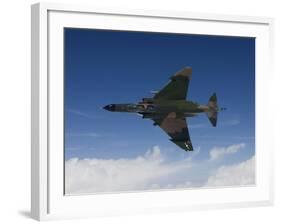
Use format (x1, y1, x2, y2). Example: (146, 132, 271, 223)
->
(153, 67, 192, 100)
(152, 114, 193, 151)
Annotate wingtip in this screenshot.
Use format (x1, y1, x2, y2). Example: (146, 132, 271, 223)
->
(181, 67, 192, 75)
(173, 67, 192, 80)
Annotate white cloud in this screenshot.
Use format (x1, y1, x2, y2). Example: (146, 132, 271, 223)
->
(220, 119, 240, 126)
(188, 119, 240, 129)
(209, 143, 245, 160)
(205, 156, 255, 187)
(65, 144, 255, 194)
(225, 119, 240, 126)
(65, 146, 192, 194)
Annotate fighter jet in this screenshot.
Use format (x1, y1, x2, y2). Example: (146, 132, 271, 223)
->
(103, 67, 225, 151)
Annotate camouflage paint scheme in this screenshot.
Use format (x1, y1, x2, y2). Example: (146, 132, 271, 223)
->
(103, 67, 225, 151)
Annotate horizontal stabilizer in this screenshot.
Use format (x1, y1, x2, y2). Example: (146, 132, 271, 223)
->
(207, 93, 218, 127)
(207, 111, 217, 127)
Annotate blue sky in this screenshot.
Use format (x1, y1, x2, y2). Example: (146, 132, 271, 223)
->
(64, 28, 255, 193)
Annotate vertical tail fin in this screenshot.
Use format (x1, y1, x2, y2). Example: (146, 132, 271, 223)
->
(207, 93, 218, 127)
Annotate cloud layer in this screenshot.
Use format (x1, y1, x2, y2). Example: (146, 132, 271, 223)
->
(209, 143, 245, 160)
(205, 156, 255, 187)
(65, 144, 255, 194)
(65, 146, 191, 194)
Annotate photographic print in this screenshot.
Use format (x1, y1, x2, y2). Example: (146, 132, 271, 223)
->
(64, 28, 255, 195)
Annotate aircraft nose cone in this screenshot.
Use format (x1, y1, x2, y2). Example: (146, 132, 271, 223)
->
(103, 104, 115, 111)
(103, 105, 110, 111)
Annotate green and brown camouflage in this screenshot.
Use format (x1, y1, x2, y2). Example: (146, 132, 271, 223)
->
(103, 67, 225, 152)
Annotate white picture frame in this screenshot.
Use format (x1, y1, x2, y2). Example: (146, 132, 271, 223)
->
(31, 2, 274, 221)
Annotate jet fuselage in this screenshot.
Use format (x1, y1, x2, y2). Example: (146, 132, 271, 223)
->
(103, 100, 210, 118)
